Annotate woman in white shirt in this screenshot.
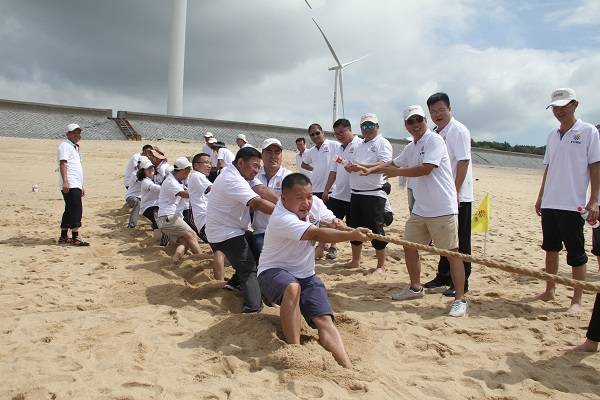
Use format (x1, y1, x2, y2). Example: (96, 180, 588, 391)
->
(138, 159, 162, 241)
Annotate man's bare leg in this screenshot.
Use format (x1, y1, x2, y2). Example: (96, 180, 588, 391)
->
(313, 315, 352, 368)
(280, 283, 301, 344)
(173, 243, 186, 265)
(152, 229, 162, 241)
(569, 264, 586, 313)
(403, 246, 421, 289)
(536, 251, 558, 301)
(340, 243, 361, 268)
(374, 248, 386, 273)
(212, 250, 225, 281)
(315, 242, 326, 259)
(183, 232, 202, 255)
(448, 254, 465, 300)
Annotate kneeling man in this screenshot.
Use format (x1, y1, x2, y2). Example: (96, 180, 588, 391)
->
(257, 173, 370, 368)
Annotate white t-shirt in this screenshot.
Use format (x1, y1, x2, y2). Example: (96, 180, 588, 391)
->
(302, 139, 338, 193)
(541, 119, 600, 211)
(124, 174, 142, 199)
(438, 118, 474, 203)
(252, 166, 293, 234)
(140, 177, 161, 213)
(57, 140, 83, 190)
(154, 160, 171, 184)
(217, 148, 235, 167)
(331, 136, 361, 202)
(206, 166, 260, 243)
(187, 170, 212, 229)
(348, 134, 393, 198)
(295, 151, 312, 178)
(393, 130, 458, 217)
(202, 144, 212, 156)
(157, 173, 186, 217)
(124, 153, 141, 187)
(257, 197, 335, 279)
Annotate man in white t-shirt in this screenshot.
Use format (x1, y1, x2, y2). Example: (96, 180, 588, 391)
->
(424, 93, 474, 298)
(157, 157, 202, 264)
(215, 141, 235, 173)
(345, 113, 393, 273)
(535, 88, 600, 313)
(57, 123, 89, 246)
(257, 173, 370, 368)
(251, 138, 292, 255)
(361, 105, 467, 317)
(206, 147, 277, 313)
(321, 118, 361, 260)
(123, 144, 153, 189)
(148, 148, 170, 184)
(295, 137, 312, 177)
(202, 132, 214, 155)
(188, 152, 225, 280)
(301, 123, 338, 198)
(236, 134, 254, 149)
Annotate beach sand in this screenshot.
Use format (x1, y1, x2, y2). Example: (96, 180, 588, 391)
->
(1, 136, 598, 399)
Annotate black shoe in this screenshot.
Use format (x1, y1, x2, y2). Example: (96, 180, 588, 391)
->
(223, 275, 241, 292)
(424, 275, 451, 289)
(442, 283, 469, 297)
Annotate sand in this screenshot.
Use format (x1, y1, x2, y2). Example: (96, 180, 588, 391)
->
(0, 136, 599, 400)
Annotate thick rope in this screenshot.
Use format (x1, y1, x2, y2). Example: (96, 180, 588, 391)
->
(354, 231, 600, 293)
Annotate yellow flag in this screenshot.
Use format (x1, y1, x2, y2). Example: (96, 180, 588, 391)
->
(471, 194, 491, 233)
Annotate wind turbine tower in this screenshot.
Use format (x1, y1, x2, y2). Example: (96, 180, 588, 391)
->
(167, 0, 187, 116)
(312, 18, 366, 125)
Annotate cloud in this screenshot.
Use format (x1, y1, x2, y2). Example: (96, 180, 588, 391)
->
(0, 0, 598, 146)
(546, 0, 600, 27)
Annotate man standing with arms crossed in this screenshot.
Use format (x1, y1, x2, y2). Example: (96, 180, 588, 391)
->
(424, 93, 474, 297)
(535, 88, 600, 313)
(58, 123, 89, 246)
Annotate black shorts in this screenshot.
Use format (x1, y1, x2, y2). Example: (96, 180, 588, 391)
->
(541, 208, 587, 267)
(142, 206, 159, 230)
(347, 193, 387, 250)
(327, 197, 351, 220)
(61, 188, 83, 229)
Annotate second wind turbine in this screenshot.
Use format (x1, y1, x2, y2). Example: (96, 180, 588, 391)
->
(312, 17, 367, 125)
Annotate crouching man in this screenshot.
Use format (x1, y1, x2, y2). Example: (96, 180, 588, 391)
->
(257, 173, 370, 368)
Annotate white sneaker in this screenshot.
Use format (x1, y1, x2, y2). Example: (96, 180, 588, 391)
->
(391, 286, 424, 301)
(449, 299, 468, 317)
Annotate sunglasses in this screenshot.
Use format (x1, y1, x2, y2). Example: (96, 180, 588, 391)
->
(406, 115, 424, 125)
(361, 122, 378, 130)
(309, 131, 322, 137)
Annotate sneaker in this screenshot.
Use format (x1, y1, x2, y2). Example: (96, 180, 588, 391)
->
(223, 275, 241, 292)
(58, 237, 72, 245)
(449, 300, 468, 317)
(424, 275, 451, 289)
(325, 247, 337, 260)
(159, 233, 170, 247)
(391, 286, 424, 301)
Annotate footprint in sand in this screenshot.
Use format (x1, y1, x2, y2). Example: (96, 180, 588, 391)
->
(121, 381, 164, 395)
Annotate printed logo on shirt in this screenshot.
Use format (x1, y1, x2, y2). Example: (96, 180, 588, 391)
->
(323, 145, 329, 153)
(570, 133, 582, 144)
(369, 145, 376, 152)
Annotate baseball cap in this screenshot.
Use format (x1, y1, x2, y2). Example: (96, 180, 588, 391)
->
(204, 132, 214, 138)
(149, 149, 166, 160)
(236, 134, 247, 142)
(214, 141, 226, 148)
(207, 137, 217, 144)
(67, 123, 81, 132)
(262, 138, 283, 151)
(403, 105, 426, 120)
(546, 88, 577, 109)
(173, 157, 192, 171)
(140, 158, 154, 169)
(360, 113, 379, 125)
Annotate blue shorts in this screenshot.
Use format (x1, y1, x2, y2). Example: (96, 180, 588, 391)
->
(258, 268, 333, 328)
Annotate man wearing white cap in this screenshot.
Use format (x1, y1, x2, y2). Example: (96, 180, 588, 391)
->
(344, 113, 392, 273)
(157, 157, 202, 264)
(202, 132, 214, 155)
(535, 88, 600, 313)
(123, 144, 153, 189)
(205, 137, 219, 182)
(360, 105, 467, 317)
(251, 138, 293, 255)
(57, 123, 89, 246)
(236, 134, 254, 149)
(124, 155, 150, 228)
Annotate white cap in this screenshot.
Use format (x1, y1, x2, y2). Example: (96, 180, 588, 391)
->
(546, 88, 576, 109)
(138, 155, 150, 165)
(236, 134, 247, 142)
(173, 157, 192, 170)
(67, 123, 81, 132)
(403, 105, 426, 120)
(207, 137, 217, 144)
(204, 132, 214, 138)
(261, 138, 283, 151)
(360, 113, 379, 125)
(140, 158, 154, 169)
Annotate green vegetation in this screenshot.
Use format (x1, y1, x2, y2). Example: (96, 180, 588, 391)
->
(471, 140, 546, 155)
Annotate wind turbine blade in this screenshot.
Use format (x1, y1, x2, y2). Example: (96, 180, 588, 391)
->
(339, 70, 345, 118)
(304, 0, 312, 9)
(341, 54, 369, 68)
(312, 18, 342, 67)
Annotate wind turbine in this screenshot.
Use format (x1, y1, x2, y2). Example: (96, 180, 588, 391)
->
(312, 18, 367, 125)
(167, 0, 187, 116)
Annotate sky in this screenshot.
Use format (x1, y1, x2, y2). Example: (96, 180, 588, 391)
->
(1, 0, 599, 145)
